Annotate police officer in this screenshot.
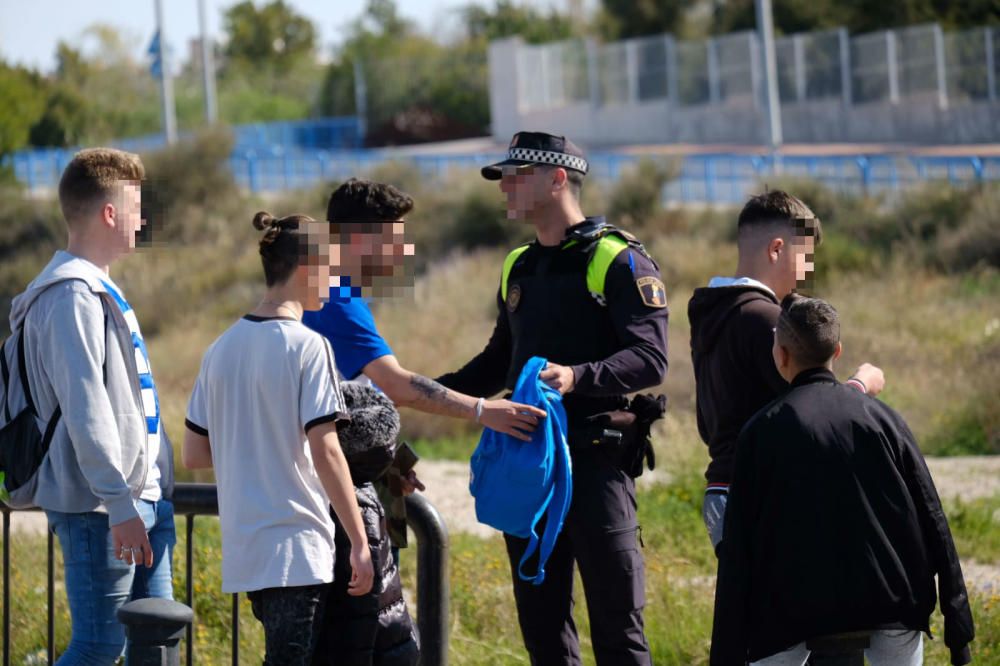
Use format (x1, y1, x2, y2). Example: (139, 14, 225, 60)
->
(437, 132, 668, 666)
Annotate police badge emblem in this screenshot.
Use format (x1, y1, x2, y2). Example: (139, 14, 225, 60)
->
(636, 276, 667, 308)
(507, 284, 522, 312)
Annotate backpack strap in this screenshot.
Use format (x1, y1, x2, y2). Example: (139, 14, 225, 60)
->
(14, 323, 63, 454)
(1, 339, 10, 422)
(17, 329, 36, 416)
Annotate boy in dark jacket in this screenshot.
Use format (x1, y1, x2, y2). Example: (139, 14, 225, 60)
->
(313, 381, 419, 666)
(710, 294, 974, 666)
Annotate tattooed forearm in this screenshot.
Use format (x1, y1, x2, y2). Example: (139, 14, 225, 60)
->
(409, 374, 469, 416)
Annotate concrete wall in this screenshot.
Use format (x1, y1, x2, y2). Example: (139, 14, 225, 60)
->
(489, 37, 1000, 146)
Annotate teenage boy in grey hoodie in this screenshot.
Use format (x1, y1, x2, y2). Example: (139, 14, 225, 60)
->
(7, 148, 175, 664)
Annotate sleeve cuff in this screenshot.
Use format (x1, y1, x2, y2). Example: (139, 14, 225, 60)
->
(845, 378, 867, 393)
(951, 645, 972, 665)
(184, 418, 208, 437)
(305, 411, 350, 434)
(105, 494, 140, 527)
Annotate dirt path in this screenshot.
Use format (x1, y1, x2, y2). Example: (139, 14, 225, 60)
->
(5, 456, 996, 538)
(6, 456, 998, 592)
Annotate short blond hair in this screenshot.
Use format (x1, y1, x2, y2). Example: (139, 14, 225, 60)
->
(58, 148, 145, 226)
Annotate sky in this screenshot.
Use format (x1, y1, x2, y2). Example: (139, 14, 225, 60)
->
(0, 0, 572, 73)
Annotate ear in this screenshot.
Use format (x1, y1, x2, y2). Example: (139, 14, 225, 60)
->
(778, 344, 791, 371)
(768, 237, 784, 264)
(101, 201, 116, 229)
(832, 340, 842, 361)
(550, 167, 568, 192)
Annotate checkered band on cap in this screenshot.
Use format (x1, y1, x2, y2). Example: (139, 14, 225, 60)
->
(508, 147, 588, 174)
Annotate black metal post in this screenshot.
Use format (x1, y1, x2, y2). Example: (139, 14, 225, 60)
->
(231, 593, 239, 666)
(185, 514, 194, 666)
(47, 529, 54, 664)
(3, 509, 9, 666)
(405, 493, 450, 666)
(118, 597, 193, 666)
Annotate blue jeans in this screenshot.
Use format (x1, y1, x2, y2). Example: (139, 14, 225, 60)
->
(46, 499, 176, 665)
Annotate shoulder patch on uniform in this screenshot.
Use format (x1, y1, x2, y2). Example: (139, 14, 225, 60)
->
(636, 276, 667, 308)
(506, 284, 522, 312)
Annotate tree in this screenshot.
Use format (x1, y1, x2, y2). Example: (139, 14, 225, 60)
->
(461, 0, 576, 44)
(0, 63, 46, 159)
(710, 0, 1000, 37)
(29, 85, 91, 147)
(222, 0, 317, 72)
(598, 0, 685, 39)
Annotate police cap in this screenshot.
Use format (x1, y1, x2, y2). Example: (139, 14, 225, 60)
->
(481, 131, 589, 181)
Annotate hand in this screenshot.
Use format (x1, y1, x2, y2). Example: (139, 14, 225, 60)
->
(398, 470, 426, 496)
(539, 363, 575, 395)
(347, 541, 374, 597)
(852, 363, 885, 397)
(111, 516, 153, 568)
(480, 399, 547, 441)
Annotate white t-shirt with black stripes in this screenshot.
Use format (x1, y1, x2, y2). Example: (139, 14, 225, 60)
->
(186, 315, 349, 593)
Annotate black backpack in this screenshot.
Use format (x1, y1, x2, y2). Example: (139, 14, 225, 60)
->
(0, 326, 62, 502)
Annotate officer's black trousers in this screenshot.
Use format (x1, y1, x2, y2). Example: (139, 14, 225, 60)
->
(503, 447, 651, 666)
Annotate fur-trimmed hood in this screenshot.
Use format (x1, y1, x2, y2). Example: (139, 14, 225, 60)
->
(337, 381, 400, 485)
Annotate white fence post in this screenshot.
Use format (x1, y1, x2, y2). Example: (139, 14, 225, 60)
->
(933, 24, 948, 109)
(665, 35, 678, 105)
(586, 38, 601, 107)
(886, 31, 900, 104)
(793, 34, 807, 101)
(839, 28, 853, 106)
(707, 38, 721, 103)
(626, 40, 640, 103)
(985, 27, 996, 102)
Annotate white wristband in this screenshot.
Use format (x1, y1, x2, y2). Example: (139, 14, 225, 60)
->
(474, 397, 485, 423)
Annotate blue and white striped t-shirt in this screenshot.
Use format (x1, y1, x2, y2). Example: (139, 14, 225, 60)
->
(101, 279, 162, 501)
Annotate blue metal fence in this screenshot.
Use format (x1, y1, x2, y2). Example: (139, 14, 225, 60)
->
(7, 130, 1000, 204)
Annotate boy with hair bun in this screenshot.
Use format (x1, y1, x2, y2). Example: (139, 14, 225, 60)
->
(183, 211, 374, 665)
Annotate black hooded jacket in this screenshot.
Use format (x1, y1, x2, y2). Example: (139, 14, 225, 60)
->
(710, 368, 975, 665)
(313, 382, 419, 666)
(688, 284, 787, 485)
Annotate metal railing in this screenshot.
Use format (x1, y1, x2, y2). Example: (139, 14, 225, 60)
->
(1, 484, 449, 666)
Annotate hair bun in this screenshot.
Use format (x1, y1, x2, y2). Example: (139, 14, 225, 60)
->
(252, 211, 275, 231)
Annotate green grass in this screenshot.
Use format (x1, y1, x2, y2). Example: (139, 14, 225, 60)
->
(945, 495, 1000, 564)
(410, 436, 478, 462)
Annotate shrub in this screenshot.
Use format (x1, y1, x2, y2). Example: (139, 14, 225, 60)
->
(139, 128, 242, 245)
(607, 157, 679, 231)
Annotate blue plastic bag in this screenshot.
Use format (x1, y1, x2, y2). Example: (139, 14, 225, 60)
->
(469, 356, 573, 585)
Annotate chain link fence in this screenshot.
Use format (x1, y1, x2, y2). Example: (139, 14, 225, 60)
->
(512, 22, 999, 114)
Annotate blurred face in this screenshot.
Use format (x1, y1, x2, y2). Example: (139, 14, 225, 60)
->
(110, 181, 144, 252)
(330, 221, 414, 298)
(793, 233, 816, 284)
(499, 165, 553, 221)
(301, 220, 334, 310)
(769, 231, 815, 298)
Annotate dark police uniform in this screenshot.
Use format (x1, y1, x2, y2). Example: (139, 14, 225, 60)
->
(438, 205, 668, 665)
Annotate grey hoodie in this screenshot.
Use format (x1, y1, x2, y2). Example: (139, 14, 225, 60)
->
(7, 251, 174, 524)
